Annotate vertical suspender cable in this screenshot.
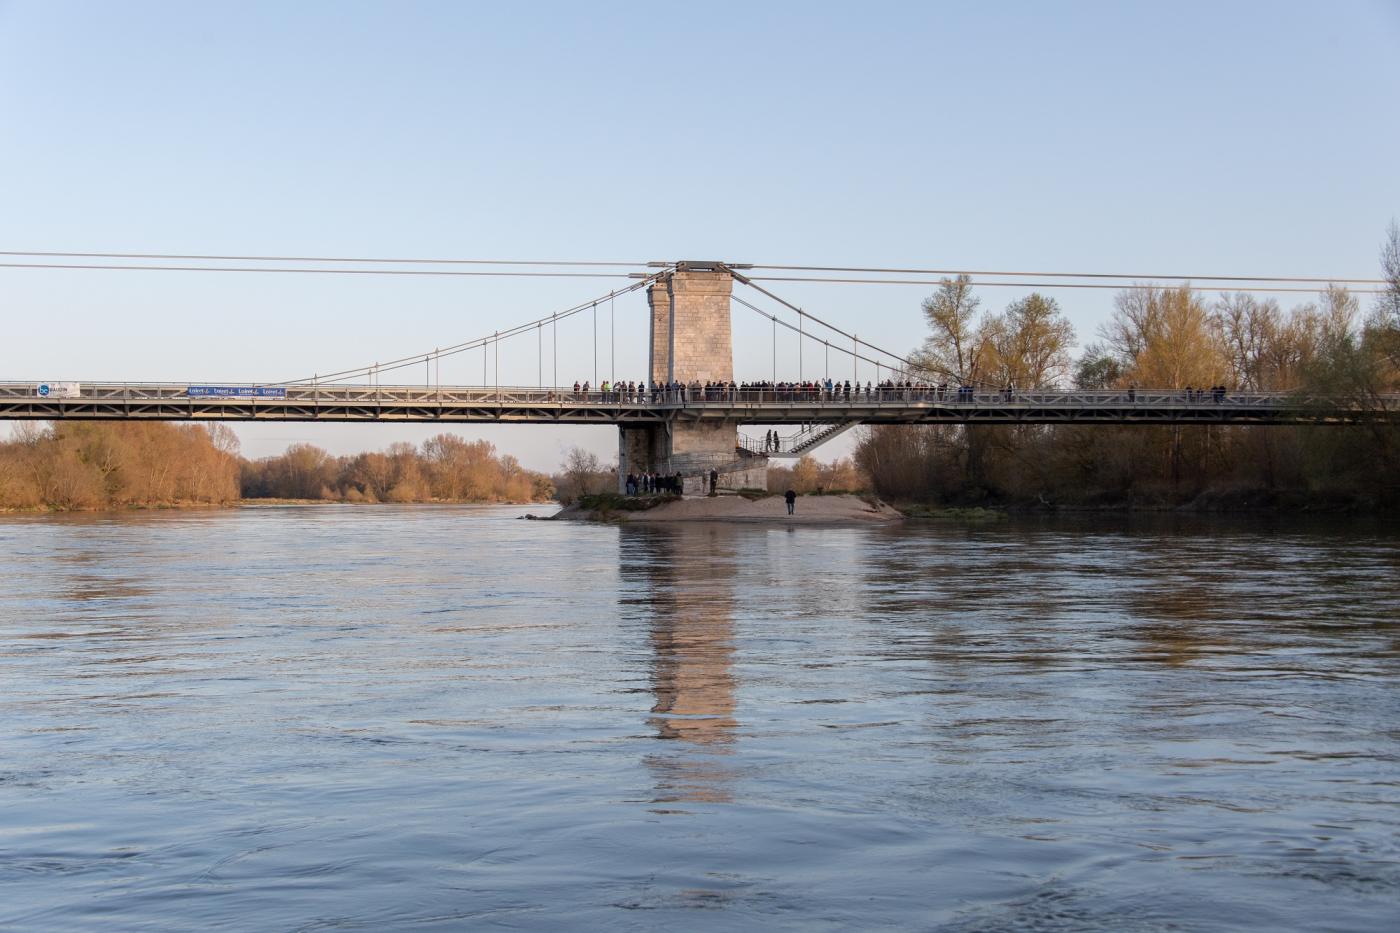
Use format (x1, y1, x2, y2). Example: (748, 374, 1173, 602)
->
(495, 332, 499, 399)
(772, 315, 776, 383)
(538, 324, 542, 387)
(483, 342, 487, 386)
(552, 315, 557, 389)
(798, 314, 803, 382)
(592, 302, 597, 386)
(609, 292, 615, 385)
(853, 335, 858, 384)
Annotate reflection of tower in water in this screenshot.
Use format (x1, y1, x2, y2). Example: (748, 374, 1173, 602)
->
(621, 526, 739, 804)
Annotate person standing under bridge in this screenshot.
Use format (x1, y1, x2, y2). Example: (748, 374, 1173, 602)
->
(785, 488, 796, 515)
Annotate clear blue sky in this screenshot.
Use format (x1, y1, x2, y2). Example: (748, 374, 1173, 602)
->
(3, 1, 1397, 469)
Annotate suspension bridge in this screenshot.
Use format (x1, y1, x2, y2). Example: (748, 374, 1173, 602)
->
(3, 259, 1397, 492)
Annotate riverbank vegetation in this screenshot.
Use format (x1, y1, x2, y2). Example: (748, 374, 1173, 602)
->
(0, 421, 242, 510)
(855, 226, 1400, 512)
(551, 447, 616, 505)
(241, 434, 552, 503)
(0, 424, 554, 510)
(766, 457, 868, 495)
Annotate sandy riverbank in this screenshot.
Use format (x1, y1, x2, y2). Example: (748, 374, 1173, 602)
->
(554, 493, 904, 525)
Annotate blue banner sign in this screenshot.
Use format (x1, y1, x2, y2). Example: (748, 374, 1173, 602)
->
(186, 386, 288, 398)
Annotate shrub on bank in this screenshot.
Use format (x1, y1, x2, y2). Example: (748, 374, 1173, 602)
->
(576, 492, 677, 513)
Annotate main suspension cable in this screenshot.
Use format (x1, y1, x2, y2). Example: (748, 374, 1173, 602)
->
(733, 295, 990, 387)
(723, 265, 916, 368)
(746, 275, 1384, 295)
(747, 263, 1386, 286)
(275, 272, 666, 385)
(0, 250, 649, 267)
(0, 261, 634, 279)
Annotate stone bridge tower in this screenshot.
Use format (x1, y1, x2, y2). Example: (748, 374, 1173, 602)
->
(618, 262, 765, 494)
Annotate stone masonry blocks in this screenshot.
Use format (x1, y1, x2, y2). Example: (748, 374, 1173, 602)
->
(647, 281, 671, 387)
(665, 271, 733, 385)
(632, 267, 763, 494)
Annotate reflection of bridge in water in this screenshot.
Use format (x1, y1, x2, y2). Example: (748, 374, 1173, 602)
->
(622, 527, 739, 805)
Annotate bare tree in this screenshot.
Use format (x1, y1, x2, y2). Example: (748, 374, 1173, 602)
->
(1102, 284, 1225, 388)
(985, 293, 1076, 388)
(205, 423, 241, 457)
(1378, 220, 1400, 325)
(912, 275, 982, 381)
(554, 447, 613, 504)
(1370, 221, 1400, 371)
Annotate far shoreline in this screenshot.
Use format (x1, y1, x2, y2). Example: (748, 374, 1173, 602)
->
(549, 492, 905, 526)
(4, 496, 1392, 520)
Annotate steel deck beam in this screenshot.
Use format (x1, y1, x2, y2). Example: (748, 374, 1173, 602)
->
(2, 383, 1397, 427)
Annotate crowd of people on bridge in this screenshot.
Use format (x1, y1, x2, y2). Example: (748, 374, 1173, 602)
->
(561, 379, 1237, 406)
(1184, 385, 1230, 403)
(565, 378, 1008, 404)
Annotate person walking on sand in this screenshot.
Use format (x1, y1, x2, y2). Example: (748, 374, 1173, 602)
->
(785, 488, 796, 515)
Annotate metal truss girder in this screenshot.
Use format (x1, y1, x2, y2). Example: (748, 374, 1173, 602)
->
(1, 387, 1396, 428)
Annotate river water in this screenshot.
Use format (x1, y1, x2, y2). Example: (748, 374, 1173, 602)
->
(1, 506, 1397, 931)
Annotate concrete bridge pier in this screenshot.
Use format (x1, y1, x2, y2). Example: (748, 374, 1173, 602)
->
(617, 263, 767, 495)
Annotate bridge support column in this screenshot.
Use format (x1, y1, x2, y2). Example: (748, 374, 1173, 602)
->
(623, 263, 767, 495)
(618, 422, 767, 495)
(618, 424, 665, 491)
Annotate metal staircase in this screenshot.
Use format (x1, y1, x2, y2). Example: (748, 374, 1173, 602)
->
(739, 421, 861, 458)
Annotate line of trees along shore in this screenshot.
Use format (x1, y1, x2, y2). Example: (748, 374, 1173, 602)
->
(0, 421, 242, 509)
(855, 225, 1400, 511)
(0, 425, 553, 510)
(240, 435, 552, 503)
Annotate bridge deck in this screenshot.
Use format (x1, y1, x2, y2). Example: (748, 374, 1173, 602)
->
(2, 383, 1396, 426)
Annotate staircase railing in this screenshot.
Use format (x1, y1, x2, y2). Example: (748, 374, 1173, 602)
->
(740, 421, 861, 456)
